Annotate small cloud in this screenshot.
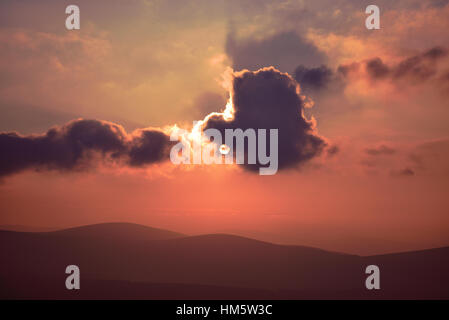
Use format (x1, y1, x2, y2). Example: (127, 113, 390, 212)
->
(391, 168, 415, 177)
(365, 145, 396, 156)
(326, 145, 339, 157)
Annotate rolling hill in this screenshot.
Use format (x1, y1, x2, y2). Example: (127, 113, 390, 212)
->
(0, 223, 448, 299)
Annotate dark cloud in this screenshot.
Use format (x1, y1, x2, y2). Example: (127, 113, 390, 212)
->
(0, 119, 172, 177)
(294, 65, 334, 90)
(367, 46, 448, 81)
(205, 67, 327, 172)
(226, 30, 326, 74)
(391, 168, 415, 177)
(326, 145, 339, 157)
(0, 69, 334, 178)
(294, 46, 448, 99)
(293, 65, 346, 94)
(128, 129, 172, 166)
(365, 145, 396, 156)
(365, 58, 390, 79)
(422, 46, 448, 60)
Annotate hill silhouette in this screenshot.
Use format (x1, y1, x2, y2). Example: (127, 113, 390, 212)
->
(0, 223, 448, 299)
(48, 222, 185, 242)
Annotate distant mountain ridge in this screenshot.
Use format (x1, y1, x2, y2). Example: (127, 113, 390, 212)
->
(48, 222, 186, 241)
(0, 225, 60, 233)
(1, 223, 448, 299)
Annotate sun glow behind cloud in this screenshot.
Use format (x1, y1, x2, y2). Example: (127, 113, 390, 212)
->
(1, 0, 449, 255)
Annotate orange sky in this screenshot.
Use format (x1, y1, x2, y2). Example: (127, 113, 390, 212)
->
(1, 0, 449, 255)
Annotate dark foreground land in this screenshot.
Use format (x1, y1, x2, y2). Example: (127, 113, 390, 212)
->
(1, 223, 448, 299)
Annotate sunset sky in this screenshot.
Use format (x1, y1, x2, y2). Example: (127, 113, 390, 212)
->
(1, 0, 449, 255)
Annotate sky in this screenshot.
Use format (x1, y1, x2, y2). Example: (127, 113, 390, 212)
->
(1, 0, 449, 255)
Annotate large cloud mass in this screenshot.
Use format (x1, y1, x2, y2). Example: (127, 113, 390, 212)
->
(0, 119, 172, 177)
(294, 46, 449, 95)
(0, 68, 329, 178)
(205, 67, 327, 171)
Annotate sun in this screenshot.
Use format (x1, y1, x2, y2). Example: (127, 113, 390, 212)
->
(219, 144, 230, 155)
